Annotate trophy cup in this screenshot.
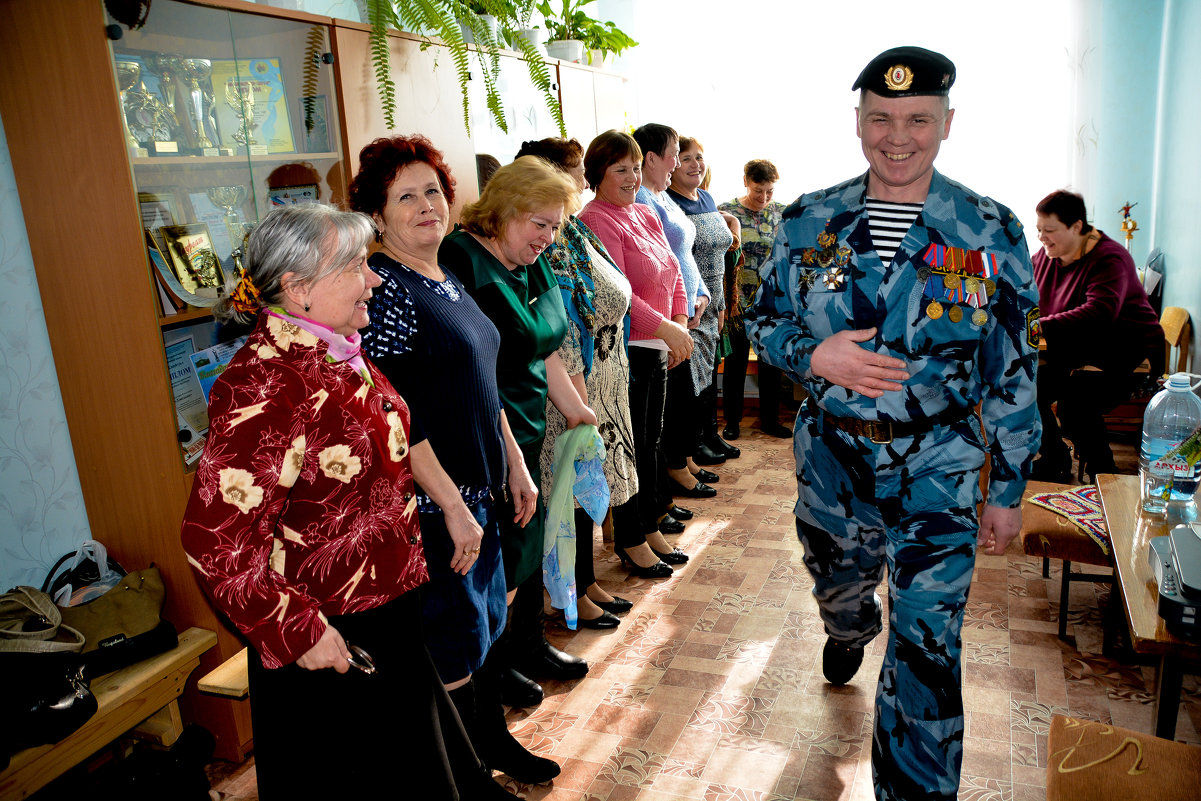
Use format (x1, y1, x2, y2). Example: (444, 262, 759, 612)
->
(179, 58, 217, 155)
(114, 59, 148, 158)
(143, 53, 184, 154)
(225, 80, 270, 156)
(206, 185, 248, 253)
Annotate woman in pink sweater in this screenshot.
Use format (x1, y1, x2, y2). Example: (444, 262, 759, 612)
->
(579, 130, 693, 578)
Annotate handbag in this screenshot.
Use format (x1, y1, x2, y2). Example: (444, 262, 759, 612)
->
(0, 586, 98, 766)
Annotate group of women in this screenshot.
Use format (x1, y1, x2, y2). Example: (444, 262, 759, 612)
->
(179, 127, 760, 797)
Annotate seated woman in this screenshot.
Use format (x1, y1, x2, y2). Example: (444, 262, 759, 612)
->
(1032, 189, 1163, 482)
(349, 135, 558, 785)
(180, 204, 511, 800)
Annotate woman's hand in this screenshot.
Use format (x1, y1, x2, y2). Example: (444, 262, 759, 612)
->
(445, 503, 484, 575)
(296, 624, 351, 673)
(546, 351, 597, 429)
(688, 295, 710, 329)
(655, 316, 694, 368)
(507, 457, 539, 527)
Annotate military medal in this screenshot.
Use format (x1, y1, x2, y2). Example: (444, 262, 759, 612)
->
(917, 267, 931, 282)
(947, 305, 963, 323)
(972, 308, 988, 326)
(802, 226, 851, 290)
(943, 273, 961, 289)
(964, 277, 980, 294)
(984, 279, 996, 294)
(926, 301, 943, 319)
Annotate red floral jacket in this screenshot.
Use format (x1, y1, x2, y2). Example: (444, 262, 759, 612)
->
(181, 314, 428, 668)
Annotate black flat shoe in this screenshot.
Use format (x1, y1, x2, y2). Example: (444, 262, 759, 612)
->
(515, 638, 588, 680)
(722, 424, 740, 441)
(576, 610, 621, 629)
(668, 478, 716, 498)
(594, 596, 632, 614)
(498, 667, 543, 707)
(658, 514, 685, 534)
(668, 504, 693, 520)
(691, 468, 719, 483)
(615, 547, 673, 578)
(761, 421, 793, 439)
(693, 441, 727, 465)
(707, 435, 740, 459)
(651, 546, 689, 565)
(822, 636, 864, 686)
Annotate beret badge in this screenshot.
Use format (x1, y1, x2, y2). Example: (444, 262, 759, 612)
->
(884, 64, 914, 92)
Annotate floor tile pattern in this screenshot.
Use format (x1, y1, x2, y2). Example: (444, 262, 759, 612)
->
(207, 429, 1201, 800)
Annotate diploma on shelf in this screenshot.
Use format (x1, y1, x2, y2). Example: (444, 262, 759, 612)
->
(210, 58, 295, 155)
(165, 338, 209, 436)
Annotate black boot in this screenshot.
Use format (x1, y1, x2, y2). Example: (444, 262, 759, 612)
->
(492, 604, 543, 707)
(468, 663, 562, 784)
(510, 576, 588, 681)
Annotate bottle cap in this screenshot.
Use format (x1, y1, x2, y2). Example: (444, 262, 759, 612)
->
(1168, 372, 1192, 391)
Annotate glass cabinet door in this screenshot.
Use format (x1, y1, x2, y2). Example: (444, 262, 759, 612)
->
(108, 0, 344, 470)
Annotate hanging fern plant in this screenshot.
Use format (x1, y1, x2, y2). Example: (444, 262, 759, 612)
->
(364, 0, 566, 138)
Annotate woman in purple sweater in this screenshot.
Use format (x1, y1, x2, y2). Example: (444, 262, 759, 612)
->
(1031, 189, 1163, 482)
(579, 130, 693, 578)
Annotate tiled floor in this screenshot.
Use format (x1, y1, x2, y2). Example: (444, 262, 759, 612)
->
(209, 426, 1201, 801)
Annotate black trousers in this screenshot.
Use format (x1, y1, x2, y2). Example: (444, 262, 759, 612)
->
(628, 347, 668, 537)
(574, 506, 597, 590)
(723, 324, 782, 425)
(660, 356, 698, 471)
(247, 593, 477, 800)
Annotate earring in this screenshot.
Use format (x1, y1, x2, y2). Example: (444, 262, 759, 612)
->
(304, 303, 311, 312)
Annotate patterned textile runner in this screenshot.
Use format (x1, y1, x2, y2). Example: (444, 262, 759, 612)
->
(1027, 484, 1111, 556)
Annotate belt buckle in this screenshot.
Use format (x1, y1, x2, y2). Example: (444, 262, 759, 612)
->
(866, 421, 892, 444)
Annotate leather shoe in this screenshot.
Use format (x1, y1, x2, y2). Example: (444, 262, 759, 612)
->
(651, 545, 689, 565)
(668, 478, 716, 498)
(657, 514, 685, 534)
(595, 595, 632, 615)
(499, 666, 543, 707)
(615, 547, 674, 578)
(691, 468, 719, 483)
(722, 423, 740, 441)
(704, 435, 740, 459)
(516, 639, 588, 681)
(693, 441, 727, 465)
(668, 505, 693, 520)
(577, 610, 621, 629)
(822, 636, 864, 686)
(761, 421, 793, 439)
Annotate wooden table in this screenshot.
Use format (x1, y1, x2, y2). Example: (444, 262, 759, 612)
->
(1096, 473, 1201, 738)
(0, 626, 216, 800)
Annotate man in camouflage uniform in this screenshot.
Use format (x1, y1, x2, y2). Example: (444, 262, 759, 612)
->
(746, 46, 1039, 801)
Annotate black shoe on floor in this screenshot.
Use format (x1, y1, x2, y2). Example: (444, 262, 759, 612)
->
(704, 435, 740, 459)
(667, 504, 693, 521)
(657, 514, 685, 534)
(615, 547, 674, 578)
(691, 468, 719, 483)
(722, 424, 740, 441)
(693, 441, 727, 465)
(651, 545, 689, 565)
(498, 667, 543, 707)
(576, 610, 621, 629)
(761, 421, 793, 439)
(595, 595, 632, 615)
(668, 478, 717, 498)
(822, 637, 864, 686)
(516, 639, 588, 681)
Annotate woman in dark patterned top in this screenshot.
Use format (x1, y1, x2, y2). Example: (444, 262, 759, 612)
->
(351, 136, 557, 788)
(181, 204, 506, 800)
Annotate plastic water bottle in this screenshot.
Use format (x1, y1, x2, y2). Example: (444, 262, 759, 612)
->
(1140, 372, 1201, 517)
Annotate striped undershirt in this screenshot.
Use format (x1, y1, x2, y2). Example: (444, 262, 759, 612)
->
(866, 198, 923, 266)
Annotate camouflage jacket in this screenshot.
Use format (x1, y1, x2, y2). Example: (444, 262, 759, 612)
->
(746, 170, 1040, 508)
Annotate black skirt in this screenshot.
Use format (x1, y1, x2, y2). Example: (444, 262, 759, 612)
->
(246, 592, 479, 799)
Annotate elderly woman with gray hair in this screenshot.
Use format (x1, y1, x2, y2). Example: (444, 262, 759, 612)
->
(180, 204, 516, 800)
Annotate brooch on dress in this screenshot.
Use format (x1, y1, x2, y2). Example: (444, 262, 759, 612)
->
(799, 227, 852, 290)
(918, 244, 998, 325)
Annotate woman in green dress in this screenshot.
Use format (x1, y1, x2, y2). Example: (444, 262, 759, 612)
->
(440, 156, 596, 702)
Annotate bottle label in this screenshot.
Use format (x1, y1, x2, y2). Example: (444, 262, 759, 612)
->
(1151, 455, 1191, 477)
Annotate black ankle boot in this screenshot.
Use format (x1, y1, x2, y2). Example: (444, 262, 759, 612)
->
(470, 666, 562, 784)
(490, 605, 543, 707)
(510, 576, 589, 681)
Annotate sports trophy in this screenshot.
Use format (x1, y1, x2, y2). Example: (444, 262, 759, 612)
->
(225, 80, 269, 156)
(114, 58, 147, 157)
(180, 58, 216, 154)
(205, 185, 248, 252)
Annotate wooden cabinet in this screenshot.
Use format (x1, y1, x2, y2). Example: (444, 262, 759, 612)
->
(0, 0, 630, 764)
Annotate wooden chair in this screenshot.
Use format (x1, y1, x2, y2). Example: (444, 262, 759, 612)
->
(1046, 714, 1201, 801)
(1100, 305, 1191, 437)
(1160, 305, 1191, 375)
(1018, 480, 1113, 641)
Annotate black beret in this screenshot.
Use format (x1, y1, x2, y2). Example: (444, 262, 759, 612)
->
(852, 46, 955, 97)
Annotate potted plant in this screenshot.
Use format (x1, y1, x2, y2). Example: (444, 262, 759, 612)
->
(537, 0, 635, 65)
(503, 0, 546, 55)
(458, 0, 499, 45)
(580, 17, 636, 67)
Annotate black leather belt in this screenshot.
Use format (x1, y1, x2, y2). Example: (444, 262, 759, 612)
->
(809, 401, 973, 444)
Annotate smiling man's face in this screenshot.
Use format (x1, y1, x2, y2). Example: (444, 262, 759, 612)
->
(856, 90, 953, 203)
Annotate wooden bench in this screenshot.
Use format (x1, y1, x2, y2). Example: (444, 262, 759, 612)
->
(198, 646, 250, 700)
(0, 626, 216, 800)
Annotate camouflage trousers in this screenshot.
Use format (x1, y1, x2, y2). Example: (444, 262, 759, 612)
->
(792, 408, 987, 801)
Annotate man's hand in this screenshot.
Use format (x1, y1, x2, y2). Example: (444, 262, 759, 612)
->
(810, 328, 909, 397)
(977, 504, 1022, 555)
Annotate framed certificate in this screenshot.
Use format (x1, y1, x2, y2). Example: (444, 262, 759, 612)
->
(210, 58, 295, 155)
(159, 223, 224, 299)
(268, 184, 319, 206)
